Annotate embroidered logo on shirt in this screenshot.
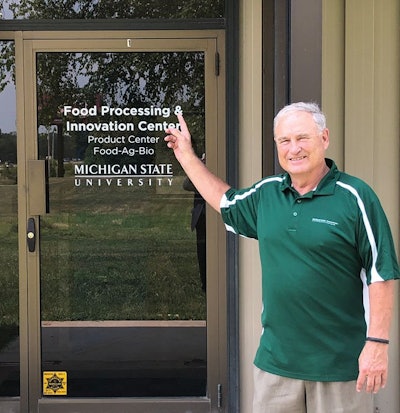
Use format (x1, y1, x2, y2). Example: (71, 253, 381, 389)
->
(312, 218, 339, 226)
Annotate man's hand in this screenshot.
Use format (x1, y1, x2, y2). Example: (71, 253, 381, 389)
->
(164, 113, 196, 163)
(164, 113, 231, 212)
(356, 341, 389, 393)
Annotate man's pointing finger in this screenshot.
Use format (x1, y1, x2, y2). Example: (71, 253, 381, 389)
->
(177, 113, 190, 138)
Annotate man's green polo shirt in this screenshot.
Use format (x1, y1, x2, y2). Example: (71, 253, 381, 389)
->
(220, 159, 399, 381)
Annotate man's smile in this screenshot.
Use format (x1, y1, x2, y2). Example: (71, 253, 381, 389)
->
(289, 155, 307, 161)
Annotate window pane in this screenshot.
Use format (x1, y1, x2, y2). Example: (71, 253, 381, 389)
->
(2, 0, 224, 19)
(38, 51, 207, 397)
(0, 40, 19, 398)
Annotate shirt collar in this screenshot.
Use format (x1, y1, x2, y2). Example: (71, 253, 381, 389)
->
(280, 158, 339, 196)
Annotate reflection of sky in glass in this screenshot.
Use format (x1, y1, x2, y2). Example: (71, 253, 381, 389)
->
(0, 76, 16, 134)
(1, 1, 12, 19)
(0, 37, 15, 133)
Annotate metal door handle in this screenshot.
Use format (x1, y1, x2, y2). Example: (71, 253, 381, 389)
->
(27, 218, 36, 252)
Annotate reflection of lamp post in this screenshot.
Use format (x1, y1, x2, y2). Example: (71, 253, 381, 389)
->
(46, 126, 56, 176)
(52, 129, 55, 161)
(52, 118, 64, 177)
(47, 128, 51, 173)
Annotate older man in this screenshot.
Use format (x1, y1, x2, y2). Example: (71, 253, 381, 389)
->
(165, 102, 399, 412)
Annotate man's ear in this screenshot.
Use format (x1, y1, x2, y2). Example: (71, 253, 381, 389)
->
(322, 128, 330, 149)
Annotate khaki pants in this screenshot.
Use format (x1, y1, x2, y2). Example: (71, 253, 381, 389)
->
(253, 367, 373, 413)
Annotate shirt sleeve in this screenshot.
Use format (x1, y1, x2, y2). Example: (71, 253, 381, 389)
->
(355, 185, 400, 284)
(220, 186, 260, 239)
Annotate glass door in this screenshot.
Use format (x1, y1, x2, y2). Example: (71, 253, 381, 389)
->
(18, 31, 226, 413)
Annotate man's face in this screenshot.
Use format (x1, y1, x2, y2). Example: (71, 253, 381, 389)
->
(274, 111, 329, 178)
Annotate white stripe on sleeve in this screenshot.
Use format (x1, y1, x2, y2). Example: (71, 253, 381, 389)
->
(336, 181, 383, 283)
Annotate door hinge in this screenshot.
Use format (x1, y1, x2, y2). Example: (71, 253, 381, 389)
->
(215, 52, 220, 76)
(217, 383, 222, 408)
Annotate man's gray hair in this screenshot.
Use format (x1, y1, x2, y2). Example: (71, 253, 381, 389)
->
(273, 102, 327, 134)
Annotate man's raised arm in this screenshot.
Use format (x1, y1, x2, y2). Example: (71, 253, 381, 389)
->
(164, 114, 230, 212)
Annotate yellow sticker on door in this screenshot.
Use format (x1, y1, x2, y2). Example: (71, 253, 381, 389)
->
(43, 371, 67, 395)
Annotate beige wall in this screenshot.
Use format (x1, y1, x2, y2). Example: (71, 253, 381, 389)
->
(321, 0, 345, 168)
(323, 0, 399, 410)
(239, 0, 400, 411)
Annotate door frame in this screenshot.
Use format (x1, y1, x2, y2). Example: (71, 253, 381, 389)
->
(15, 30, 227, 413)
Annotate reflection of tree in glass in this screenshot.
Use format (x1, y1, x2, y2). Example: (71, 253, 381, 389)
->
(34, 51, 205, 168)
(35, 52, 205, 122)
(0, 1, 213, 169)
(5, 0, 223, 20)
(0, 41, 15, 92)
(0, 0, 223, 91)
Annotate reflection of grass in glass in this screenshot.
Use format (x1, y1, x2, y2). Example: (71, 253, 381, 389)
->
(0, 241, 19, 327)
(40, 178, 206, 321)
(0, 184, 19, 348)
(0, 178, 207, 326)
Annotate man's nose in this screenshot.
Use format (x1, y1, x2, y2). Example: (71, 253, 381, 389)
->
(288, 139, 301, 153)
